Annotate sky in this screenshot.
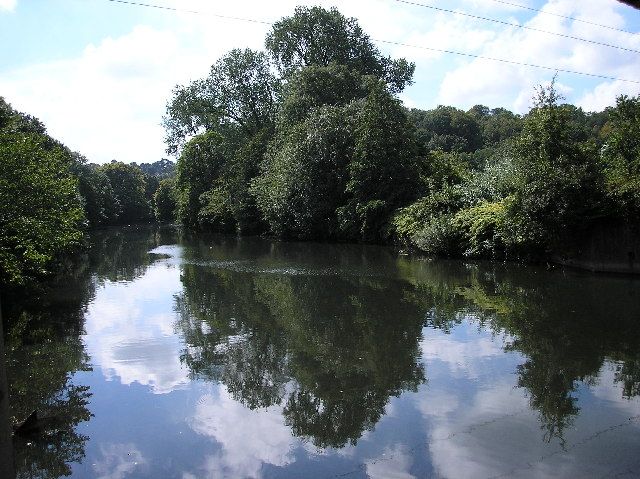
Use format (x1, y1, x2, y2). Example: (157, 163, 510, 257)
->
(1, 0, 639, 164)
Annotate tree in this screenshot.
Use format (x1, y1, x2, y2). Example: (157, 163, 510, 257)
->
(251, 105, 353, 238)
(253, 71, 416, 242)
(410, 106, 483, 153)
(506, 80, 603, 253)
(70, 155, 119, 227)
(468, 105, 523, 147)
(98, 162, 151, 224)
(154, 178, 177, 222)
(601, 95, 640, 217)
(164, 49, 280, 155)
(276, 63, 368, 126)
(338, 79, 418, 241)
(265, 6, 414, 93)
(0, 99, 85, 286)
(136, 158, 176, 178)
(175, 131, 230, 229)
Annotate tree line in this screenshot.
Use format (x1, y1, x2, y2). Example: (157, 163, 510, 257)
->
(2, 5, 639, 287)
(165, 6, 639, 257)
(0, 97, 177, 286)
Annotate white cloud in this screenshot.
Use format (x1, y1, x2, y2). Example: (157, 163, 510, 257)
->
(414, 324, 640, 479)
(434, 0, 640, 112)
(420, 327, 508, 379)
(0, 0, 16, 12)
(188, 387, 297, 478)
(83, 261, 189, 394)
(0, 0, 638, 162)
(589, 361, 640, 416)
(365, 444, 415, 479)
(93, 443, 147, 479)
(577, 78, 640, 111)
(461, 0, 536, 12)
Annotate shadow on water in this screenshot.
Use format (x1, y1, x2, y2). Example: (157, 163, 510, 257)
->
(1, 225, 179, 478)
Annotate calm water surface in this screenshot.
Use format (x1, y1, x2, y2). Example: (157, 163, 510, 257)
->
(4, 226, 640, 478)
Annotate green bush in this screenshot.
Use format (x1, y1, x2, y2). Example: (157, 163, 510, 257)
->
(454, 198, 511, 258)
(412, 214, 462, 256)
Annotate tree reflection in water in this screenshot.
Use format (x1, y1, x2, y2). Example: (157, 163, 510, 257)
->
(4, 283, 93, 478)
(176, 258, 426, 448)
(403, 259, 640, 445)
(2, 225, 179, 478)
(4, 227, 638, 478)
(177, 241, 640, 449)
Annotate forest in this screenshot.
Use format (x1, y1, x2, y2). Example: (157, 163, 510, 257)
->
(1, 6, 639, 289)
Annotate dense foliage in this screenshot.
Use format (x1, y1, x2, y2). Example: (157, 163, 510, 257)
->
(166, 7, 418, 242)
(0, 98, 177, 287)
(394, 84, 638, 260)
(2, 6, 639, 288)
(0, 99, 85, 286)
(162, 7, 639, 263)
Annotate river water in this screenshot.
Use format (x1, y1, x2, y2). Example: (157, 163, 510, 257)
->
(4, 225, 640, 478)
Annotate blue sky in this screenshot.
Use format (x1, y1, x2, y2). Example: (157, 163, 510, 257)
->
(1, 0, 639, 163)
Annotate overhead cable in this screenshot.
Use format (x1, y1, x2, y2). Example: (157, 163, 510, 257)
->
(392, 0, 640, 55)
(106, 0, 272, 25)
(101, 0, 640, 84)
(482, 0, 636, 35)
(376, 38, 640, 84)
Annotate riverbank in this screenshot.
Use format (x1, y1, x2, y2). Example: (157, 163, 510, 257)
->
(554, 221, 639, 274)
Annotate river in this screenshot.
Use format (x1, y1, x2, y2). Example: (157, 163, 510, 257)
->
(3, 225, 640, 478)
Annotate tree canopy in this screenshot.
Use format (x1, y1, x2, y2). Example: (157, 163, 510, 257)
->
(0, 98, 85, 286)
(265, 6, 414, 93)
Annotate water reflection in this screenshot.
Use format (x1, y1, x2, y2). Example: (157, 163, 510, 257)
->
(175, 241, 426, 448)
(175, 243, 640, 454)
(1, 226, 179, 478)
(2, 227, 640, 478)
(3, 284, 92, 478)
(404, 261, 640, 435)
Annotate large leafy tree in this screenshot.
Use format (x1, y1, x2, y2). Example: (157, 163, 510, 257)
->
(164, 48, 280, 156)
(276, 63, 367, 126)
(252, 105, 353, 239)
(164, 49, 280, 234)
(163, 7, 417, 241)
(174, 131, 230, 229)
(265, 6, 414, 93)
(0, 98, 85, 286)
(253, 68, 416, 242)
(338, 79, 418, 241)
(506, 82, 603, 253)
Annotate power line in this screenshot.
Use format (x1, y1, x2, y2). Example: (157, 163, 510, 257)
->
(482, 0, 636, 35)
(376, 38, 640, 84)
(105, 0, 273, 25)
(392, 0, 640, 55)
(101, 0, 640, 85)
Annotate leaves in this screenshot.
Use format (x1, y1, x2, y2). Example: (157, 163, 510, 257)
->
(0, 118, 85, 285)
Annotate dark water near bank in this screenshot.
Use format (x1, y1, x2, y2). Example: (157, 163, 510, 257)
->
(3, 226, 640, 478)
